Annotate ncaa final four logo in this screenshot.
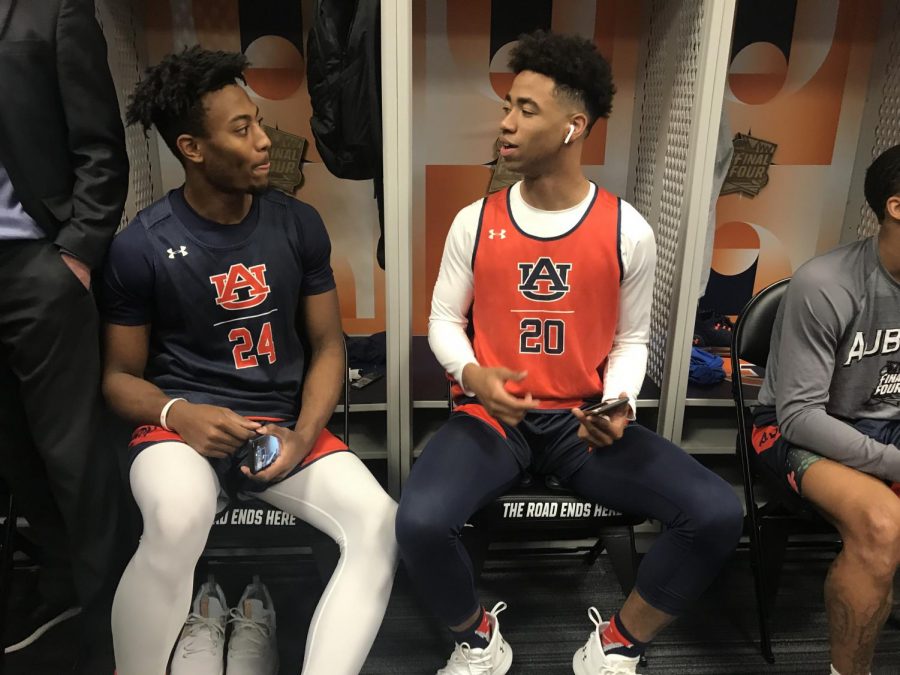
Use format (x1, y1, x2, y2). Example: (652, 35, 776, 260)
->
(721, 133, 777, 198)
(263, 125, 306, 195)
(871, 362, 900, 408)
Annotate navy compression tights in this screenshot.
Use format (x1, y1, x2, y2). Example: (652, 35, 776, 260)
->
(395, 414, 743, 625)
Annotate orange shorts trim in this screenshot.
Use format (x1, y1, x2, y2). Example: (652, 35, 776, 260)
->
(129, 416, 287, 448)
(301, 428, 349, 468)
(453, 403, 507, 439)
(129, 418, 348, 469)
(129, 425, 182, 447)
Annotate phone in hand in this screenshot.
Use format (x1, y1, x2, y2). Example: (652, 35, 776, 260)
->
(583, 397, 630, 417)
(241, 434, 281, 474)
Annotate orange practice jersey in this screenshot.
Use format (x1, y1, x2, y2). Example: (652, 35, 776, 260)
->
(460, 185, 622, 409)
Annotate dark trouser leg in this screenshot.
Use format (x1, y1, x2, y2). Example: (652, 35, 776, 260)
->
(0, 241, 120, 614)
(0, 366, 76, 605)
(395, 414, 522, 626)
(568, 424, 743, 616)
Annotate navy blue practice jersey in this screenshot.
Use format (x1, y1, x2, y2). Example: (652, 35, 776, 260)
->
(101, 188, 336, 421)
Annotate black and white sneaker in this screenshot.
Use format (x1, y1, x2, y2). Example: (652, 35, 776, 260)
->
(3, 599, 81, 653)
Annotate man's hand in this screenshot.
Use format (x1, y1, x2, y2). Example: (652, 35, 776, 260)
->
(166, 401, 260, 459)
(241, 424, 316, 483)
(571, 392, 631, 448)
(60, 252, 91, 290)
(462, 364, 539, 426)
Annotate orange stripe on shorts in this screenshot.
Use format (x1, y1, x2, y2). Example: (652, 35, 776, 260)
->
(453, 403, 507, 439)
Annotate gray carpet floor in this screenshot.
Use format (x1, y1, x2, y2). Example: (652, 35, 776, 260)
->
(4, 547, 900, 674)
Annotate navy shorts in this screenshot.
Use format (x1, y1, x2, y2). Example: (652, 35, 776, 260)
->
(452, 398, 599, 481)
(752, 407, 900, 496)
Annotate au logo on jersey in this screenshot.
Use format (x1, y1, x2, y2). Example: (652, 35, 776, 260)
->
(518, 257, 572, 302)
(209, 264, 271, 311)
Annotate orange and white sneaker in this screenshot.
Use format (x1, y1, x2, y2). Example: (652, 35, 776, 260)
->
(437, 602, 513, 675)
(572, 607, 640, 675)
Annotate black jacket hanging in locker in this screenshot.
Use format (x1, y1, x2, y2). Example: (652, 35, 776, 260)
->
(307, 0, 385, 268)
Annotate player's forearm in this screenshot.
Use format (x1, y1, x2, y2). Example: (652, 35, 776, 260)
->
(602, 341, 647, 419)
(779, 407, 900, 482)
(102, 371, 173, 428)
(295, 339, 345, 439)
(428, 317, 478, 391)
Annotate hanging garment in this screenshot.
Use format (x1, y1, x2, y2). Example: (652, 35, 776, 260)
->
(307, 0, 386, 268)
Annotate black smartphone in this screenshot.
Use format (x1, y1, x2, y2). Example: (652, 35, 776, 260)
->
(241, 434, 281, 474)
(583, 397, 630, 417)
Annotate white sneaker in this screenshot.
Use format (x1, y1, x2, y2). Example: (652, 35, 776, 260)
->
(226, 576, 278, 675)
(170, 576, 228, 675)
(572, 607, 641, 675)
(437, 602, 513, 675)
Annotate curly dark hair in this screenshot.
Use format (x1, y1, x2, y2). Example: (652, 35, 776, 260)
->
(508, 30, 615, 131)
(864, 144, 900, 223)
(125, 46, 249, 160)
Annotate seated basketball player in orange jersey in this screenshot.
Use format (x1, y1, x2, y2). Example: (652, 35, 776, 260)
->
(395, 31, 744, 675)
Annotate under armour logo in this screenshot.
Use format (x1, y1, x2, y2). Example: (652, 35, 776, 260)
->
(488, 229, 507, 240)
(167, 246, 188, 259)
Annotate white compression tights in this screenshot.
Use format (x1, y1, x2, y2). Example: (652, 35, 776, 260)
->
(111, 442, 398, 675)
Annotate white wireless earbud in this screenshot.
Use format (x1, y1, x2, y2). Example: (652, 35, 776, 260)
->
(564, 123, 575, 145)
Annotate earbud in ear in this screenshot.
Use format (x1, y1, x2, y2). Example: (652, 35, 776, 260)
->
(564, 124, 575, 145)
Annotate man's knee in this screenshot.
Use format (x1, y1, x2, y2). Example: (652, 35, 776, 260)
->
(844, 503, 900, 573)
(687, 480, 744, 554)
(141, 498, 215, 572)
(355, 494, 399, 556)
(395, 498, 455, 559)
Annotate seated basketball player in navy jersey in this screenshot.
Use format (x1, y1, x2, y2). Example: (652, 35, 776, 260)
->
(100, 47, 397, 675)
(395, 32, 744, 675)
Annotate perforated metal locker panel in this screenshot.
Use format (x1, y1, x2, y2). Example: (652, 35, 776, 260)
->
(630, 0, 706, 387)
(856, 3, 900, 240)
(95, 0, 158, 229)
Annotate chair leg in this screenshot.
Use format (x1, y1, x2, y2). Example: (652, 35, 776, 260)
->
(748, 521, 775, 664)
(760, 523, 789, 613)
(597, 527, 637, 597)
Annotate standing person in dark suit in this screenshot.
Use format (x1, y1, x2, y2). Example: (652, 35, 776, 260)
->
(0, 0, 128, 667)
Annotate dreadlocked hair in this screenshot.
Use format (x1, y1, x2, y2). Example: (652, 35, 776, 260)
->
(125, 45, 249, 160)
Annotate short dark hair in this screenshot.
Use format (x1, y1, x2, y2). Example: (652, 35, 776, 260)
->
(126, 46, 249, 160)
(508, 30, 615, 131)
(864, 144, 900, 222)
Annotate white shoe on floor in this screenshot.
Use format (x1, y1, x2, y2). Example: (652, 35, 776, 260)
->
(225, 576, 278, 675)
(572, 607, 641, 675)
(170, 575, 228, 675)
(436, 602, 513, 675)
